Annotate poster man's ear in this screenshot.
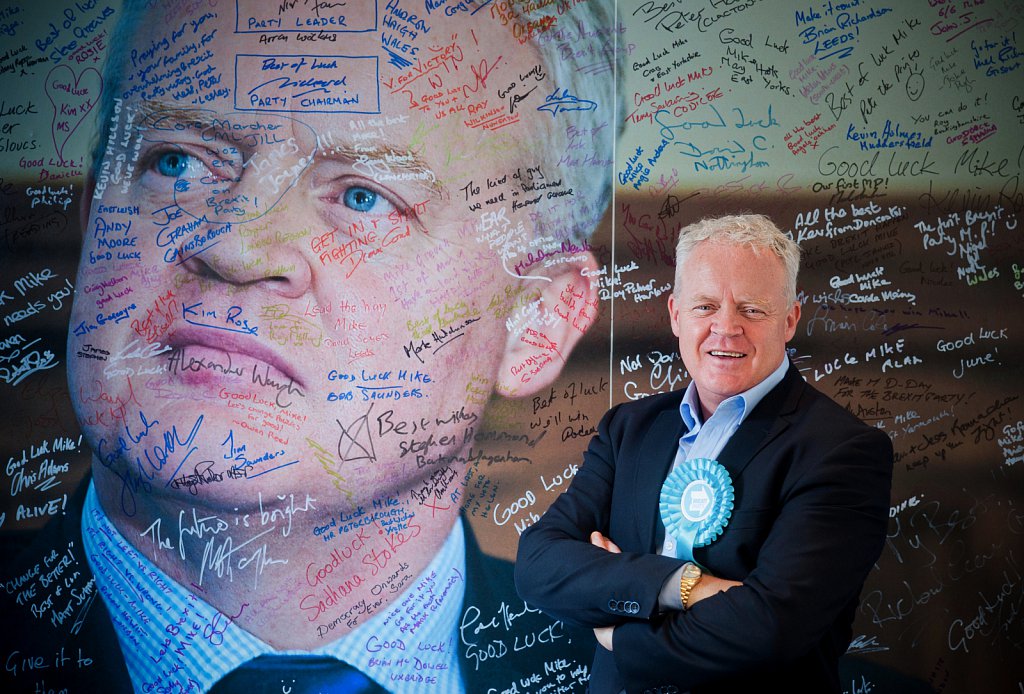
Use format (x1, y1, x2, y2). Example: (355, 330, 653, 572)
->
(495, 251, 600, 398)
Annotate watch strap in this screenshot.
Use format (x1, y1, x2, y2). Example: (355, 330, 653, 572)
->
(679, 562, 701, 609)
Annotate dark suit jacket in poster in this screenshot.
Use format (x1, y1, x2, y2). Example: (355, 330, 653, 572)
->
(0, 476, 595, 693)
(515, 364, 894, 694)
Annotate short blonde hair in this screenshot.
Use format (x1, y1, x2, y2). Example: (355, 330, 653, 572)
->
(673, 214, 801, 303)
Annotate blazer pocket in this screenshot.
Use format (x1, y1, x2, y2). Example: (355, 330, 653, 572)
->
(725, 507, 776, 530)
(709, 508, 776, 573)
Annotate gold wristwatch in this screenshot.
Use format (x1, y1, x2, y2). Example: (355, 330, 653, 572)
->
(679, 562, 702, 609)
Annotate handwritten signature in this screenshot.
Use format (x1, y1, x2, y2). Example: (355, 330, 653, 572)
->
(0, 341, 58, 386)
(537, 87, 597, 117)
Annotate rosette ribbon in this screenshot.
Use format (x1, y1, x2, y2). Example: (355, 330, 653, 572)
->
(659, 458, 735, 563)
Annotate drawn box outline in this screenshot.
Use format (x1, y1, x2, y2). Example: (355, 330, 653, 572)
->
(234, 0, 379, 34)
(233, 53, 382, 114)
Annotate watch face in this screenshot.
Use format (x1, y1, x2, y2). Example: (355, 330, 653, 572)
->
(682, 563, 702, 579)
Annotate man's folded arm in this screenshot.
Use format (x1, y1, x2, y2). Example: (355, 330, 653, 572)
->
(611, 429, 893, 689)
(515, 405, 682, 628)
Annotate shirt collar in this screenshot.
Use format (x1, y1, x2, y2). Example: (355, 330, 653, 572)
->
(82, 482, 466, 693)
(680, 357, 790, 434)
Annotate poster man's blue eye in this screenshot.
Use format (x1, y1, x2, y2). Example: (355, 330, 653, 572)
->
(155, 151, 193, 178)
(343, 186, 378, 212)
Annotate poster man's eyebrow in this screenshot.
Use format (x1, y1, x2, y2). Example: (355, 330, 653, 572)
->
(136, 101, 235, 137)
(316, 140, 449, 199)
(136, 101, 300, 151)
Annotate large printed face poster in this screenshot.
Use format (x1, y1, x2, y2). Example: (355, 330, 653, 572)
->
(1, 1, 1022, 692)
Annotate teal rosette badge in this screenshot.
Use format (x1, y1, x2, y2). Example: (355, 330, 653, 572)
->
(659, 458, 735, 562)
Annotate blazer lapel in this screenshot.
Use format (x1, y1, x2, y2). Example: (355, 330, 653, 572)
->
(717, 364, 805, 479)
(633, 407, 686, 553)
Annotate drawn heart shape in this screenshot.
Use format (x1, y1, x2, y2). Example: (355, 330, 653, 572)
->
(44, 64, 103, 164)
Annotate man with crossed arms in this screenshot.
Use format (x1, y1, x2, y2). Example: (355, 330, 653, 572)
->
(516, 214, 893, 693)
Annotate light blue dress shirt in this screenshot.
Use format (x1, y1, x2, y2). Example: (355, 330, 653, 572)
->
(81, 483, 466, 693)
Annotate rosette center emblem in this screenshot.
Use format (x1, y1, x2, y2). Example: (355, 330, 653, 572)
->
(680, 480, 714, 522)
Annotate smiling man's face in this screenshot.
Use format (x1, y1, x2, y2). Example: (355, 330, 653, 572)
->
(67, 4, 582, 522)
(667, 240, 800, 418)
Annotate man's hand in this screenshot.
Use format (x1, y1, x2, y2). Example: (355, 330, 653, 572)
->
(689, 573, 742, 606)
(590, 531, 620, 650)
(590, 530, 621, 553)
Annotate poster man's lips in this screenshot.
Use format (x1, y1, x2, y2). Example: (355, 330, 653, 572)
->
(165, 325, 306, 388)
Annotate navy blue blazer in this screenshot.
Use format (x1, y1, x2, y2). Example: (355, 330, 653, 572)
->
(0, 476, 595, 693)
(515, 364, 894, 694)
